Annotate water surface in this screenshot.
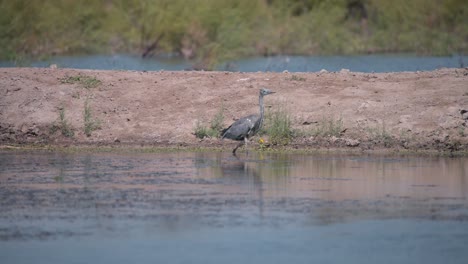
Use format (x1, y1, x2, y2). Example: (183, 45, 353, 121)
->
(0, 151, 467, 264)
(1, 54, 466, 72)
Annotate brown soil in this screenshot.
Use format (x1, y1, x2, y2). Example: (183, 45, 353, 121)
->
(1, 67, 467, 153)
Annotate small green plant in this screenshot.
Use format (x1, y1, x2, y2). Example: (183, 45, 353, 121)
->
(458, 125, 465, 137)
(60, 75, 101, 89)
(321, 116, 344, 137)
(257, 137, 268, 151)
(300, 116, 344, 137)
(262, 105, 294, 145)
(194, 120, 210, 139)
(84, 99, 101, 137)
(210, 106, 224, 133)
(367, 122, 394, 146)
(54, 168, 65, 182)
(194, 106, 224, 139)
(289, 74, 306, 81)
(51, 108, 74, 137)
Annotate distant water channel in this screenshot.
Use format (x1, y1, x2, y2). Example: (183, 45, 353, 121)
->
(1, 54, 466, 72)
(1, 151, 467, 264)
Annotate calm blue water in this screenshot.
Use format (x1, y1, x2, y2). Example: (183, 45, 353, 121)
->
(0, 54, 191, 71)
(1, 151, 467, 264)
(228, 54, 466, 72)
(2, 220, 467, 264)
(1, 54, 466, 72)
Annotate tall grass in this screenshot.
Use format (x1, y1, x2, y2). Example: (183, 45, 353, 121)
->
(194, 105, 224, 139)
(300, 116, 345, 138)
(83, 99, 101, 137)
(50, 108, 74, 137)
(366, 122, 394, 146)
(262, 104, 294, 145)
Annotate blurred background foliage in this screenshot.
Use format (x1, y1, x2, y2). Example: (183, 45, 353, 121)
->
(1, 0, 467, 69)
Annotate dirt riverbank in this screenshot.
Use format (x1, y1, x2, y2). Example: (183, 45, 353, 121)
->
(1, 67, 467, 153)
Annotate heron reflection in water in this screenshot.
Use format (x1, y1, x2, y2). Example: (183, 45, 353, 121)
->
(195, 152, 266, 220)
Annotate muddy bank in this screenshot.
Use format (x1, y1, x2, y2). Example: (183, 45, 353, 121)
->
(0, 67, 467, 153)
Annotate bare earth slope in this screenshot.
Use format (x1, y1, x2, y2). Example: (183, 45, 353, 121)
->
(1, 67, 467, 152)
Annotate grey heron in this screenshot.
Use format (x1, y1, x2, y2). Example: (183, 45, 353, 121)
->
(222, 88, 275, 155)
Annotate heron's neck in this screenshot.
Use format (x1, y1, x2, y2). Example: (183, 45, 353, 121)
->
(259, 94, 264, 125)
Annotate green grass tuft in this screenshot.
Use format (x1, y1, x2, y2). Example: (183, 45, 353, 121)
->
(299, 116, 344, 138)
(60, 75, 101, 89)
(50, 108, 74, 138)
(83, 99, 101, 137)
(194, 106, 224, 139)
(288, 75, 306, 81)
(209, 106, 224, 133)
(262, 105, 294, 145)
(366, 122, 394, 146)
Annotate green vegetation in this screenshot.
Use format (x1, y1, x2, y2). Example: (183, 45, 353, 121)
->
(194, 121, 218, 139)
(51, 108, 75, 138)
(83, 99, 101, 137)
(54, 168, 65, 182)
(366, 122, 394, 146)
(262, 105, 294, 145)
(457, 125, 465, 137)
(210, 107, 225, 134)
(299, 116, 345, 137)
(194, 106, 224, 139)
(60, 75, 101, 89)
(1, 0, 467, 69)
(288, 74, 306, 81)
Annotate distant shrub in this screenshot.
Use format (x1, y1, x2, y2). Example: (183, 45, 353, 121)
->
(1, 0, 465, 67)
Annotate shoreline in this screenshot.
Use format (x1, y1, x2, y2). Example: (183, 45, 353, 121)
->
(1, 67, 467, 154)
(1, 143, 466, 157)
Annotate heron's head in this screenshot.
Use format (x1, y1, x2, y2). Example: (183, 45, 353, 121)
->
(260, 88, 275, 96)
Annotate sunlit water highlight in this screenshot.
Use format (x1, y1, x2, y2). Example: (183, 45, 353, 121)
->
(0, 151, 467, 264)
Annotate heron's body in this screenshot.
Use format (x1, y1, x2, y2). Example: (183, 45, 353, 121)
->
(222, 88, 274, 155)
(222, 114, 261, 140)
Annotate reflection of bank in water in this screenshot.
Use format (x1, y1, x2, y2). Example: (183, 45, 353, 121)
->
(195, 152, 468, 202)
(288, 155, 468, 201)
(194, 152, 468, 222)
(197, 152, 468, 201)
(194, 152, 293, 220)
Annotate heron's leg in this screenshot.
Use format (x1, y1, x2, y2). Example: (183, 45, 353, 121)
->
(232, 142, 244, 156)
(244, 137, 250, 156)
